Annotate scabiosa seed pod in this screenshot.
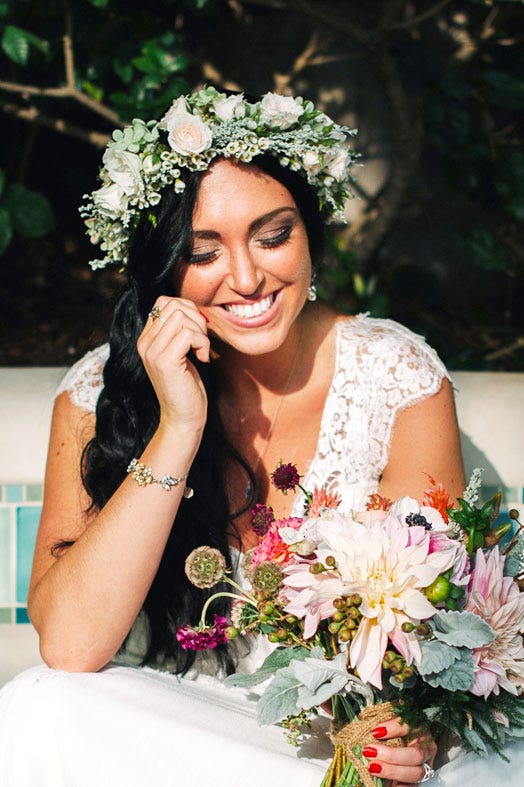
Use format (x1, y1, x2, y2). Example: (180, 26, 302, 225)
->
(184, 546, 226, 588)
(249, 560, 284, 594)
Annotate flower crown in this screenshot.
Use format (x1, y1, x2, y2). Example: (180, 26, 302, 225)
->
(80, 87, 358, 270)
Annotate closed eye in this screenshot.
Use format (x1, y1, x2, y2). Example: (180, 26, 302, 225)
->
(258, 225, 293, 249)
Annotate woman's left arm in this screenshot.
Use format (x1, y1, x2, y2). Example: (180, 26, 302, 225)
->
(379, 378, 466, 504)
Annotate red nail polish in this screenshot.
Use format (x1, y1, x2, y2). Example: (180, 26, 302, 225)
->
(362, 746, 378, 758)
(198, 311, 210, 324)
(368, 763, 382, 775)
(372, 726, 387, 739)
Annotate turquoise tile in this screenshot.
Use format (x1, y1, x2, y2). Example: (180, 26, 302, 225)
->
(16, 607, 31, 624)
(5, 485, 23, 503)
(0, 508, 10, 603)
(16, 507, 40, 603)
(26, 485, 43, 503)
(0, 608, 12, 623)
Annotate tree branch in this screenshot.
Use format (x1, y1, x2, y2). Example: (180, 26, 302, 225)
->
(392, 0, 455, 31)
(62, 0, 75, 89)
(0, 99, 110, 148)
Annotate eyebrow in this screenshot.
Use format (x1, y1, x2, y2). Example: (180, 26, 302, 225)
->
(191, 207, 298, 241)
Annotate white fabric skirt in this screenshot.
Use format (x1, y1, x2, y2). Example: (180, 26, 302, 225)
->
(0, 664, 523, 786)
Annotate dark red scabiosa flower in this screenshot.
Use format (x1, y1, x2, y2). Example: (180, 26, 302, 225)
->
(250, 503, 275, 537)
(176, 614, 229, 650)
(270, 462, 300, 493)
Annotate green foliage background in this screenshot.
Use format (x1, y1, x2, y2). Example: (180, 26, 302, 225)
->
(0, 0, 522, 368)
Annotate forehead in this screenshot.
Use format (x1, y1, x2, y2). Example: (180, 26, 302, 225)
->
(192, 159, 297, 228)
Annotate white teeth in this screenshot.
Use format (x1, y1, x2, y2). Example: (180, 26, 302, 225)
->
(225, 294, 274, 318)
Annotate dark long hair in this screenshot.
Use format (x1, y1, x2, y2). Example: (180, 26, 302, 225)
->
(82, 154, 325, 674)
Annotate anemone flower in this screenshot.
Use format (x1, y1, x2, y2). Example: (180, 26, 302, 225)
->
(465, 547, 524, 698)
(283, 511, 463, 689)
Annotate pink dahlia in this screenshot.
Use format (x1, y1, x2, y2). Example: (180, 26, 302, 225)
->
(465, 547, 524, 698)
(250, 517, 303, 566)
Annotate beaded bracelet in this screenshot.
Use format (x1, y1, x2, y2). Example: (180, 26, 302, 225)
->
(127, 458, 194, 498)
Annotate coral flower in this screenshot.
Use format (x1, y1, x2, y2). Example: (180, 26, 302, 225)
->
(307, 486, 342, 517)
(283, 512, 462, 689)
(422, 476, 450, 523)
(250, 518, 303, 566)
(465, 547, 524, 698)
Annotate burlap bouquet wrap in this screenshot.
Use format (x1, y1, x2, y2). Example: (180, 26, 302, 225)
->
(328, 701, 402, 787)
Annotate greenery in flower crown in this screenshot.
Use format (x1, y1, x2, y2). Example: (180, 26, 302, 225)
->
(79, 86, 358, 270)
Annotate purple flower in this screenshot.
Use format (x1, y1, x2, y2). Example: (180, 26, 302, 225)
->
(250, 503, 275, 536)
(270, 462, 300, 493)
(176, 614, 229, 651)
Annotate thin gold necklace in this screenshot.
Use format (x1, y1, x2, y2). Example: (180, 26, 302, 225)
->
(244, 321, 304, 499)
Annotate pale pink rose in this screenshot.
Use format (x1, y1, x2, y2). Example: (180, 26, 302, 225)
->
(102, 149, 142, 196)
(259, 93, 304, 128)
(160, 98, 212, 155)
(214, 94, 245, 121)
(91, 182, 127, 218)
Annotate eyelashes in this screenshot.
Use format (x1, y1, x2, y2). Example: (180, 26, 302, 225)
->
(187, 224, 293, 266)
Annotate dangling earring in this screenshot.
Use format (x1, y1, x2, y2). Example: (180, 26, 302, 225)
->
(307, 282, 317, 302)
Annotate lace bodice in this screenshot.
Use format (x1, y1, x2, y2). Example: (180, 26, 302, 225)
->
(57, 315, 449, 512)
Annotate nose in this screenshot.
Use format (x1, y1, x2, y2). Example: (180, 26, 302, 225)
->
(227, 246, 264, 296)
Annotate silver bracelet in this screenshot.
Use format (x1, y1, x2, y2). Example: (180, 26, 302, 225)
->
(127, 458, 194, 498)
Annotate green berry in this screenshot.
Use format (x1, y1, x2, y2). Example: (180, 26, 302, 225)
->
(426, 576, 451, 603)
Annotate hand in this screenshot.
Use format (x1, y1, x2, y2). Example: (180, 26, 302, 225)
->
(362, 717, 437, 786)
(137, 297, 210, 433)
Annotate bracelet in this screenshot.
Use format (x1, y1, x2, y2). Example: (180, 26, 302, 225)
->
(127, 458, 194, 498)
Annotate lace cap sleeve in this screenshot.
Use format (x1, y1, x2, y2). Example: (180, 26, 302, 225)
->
(55, 344, 109, 413)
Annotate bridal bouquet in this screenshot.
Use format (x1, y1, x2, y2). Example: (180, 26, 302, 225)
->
(177, 465, 524, 786)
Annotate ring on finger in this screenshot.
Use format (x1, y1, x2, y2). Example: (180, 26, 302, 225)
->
(420, 762, 435, 782)
(148, 305, 165, 324)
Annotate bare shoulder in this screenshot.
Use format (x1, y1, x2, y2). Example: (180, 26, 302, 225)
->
(380, 378, 466, 503)
(29, 391, 96, 592)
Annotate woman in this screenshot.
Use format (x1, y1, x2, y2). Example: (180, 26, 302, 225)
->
(1, 88, 515, 787)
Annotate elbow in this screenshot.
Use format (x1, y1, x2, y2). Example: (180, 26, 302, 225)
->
(37, 628, 113, 673)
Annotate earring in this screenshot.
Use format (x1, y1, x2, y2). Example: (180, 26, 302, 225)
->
(307, 283, 317, 302)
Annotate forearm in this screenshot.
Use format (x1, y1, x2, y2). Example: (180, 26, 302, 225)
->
(28, 424, 201, 672)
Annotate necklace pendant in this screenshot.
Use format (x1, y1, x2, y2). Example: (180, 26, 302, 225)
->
(245, 483, 252, 500)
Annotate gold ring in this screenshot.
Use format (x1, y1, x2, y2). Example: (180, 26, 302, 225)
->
(148, 305, 165, 324)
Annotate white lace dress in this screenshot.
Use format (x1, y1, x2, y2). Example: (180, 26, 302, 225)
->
(1, 316, 522, 786)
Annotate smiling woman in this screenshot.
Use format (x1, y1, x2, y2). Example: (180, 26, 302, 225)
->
(2, 88, 519, 787)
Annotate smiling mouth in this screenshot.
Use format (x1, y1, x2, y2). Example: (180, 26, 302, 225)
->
(223, 293, 276, 319)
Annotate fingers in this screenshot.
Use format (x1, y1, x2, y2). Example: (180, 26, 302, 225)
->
(141, 297, 210, 364)
(362, 718, 437, 785)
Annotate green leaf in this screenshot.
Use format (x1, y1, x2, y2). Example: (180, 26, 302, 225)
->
(0, 207, 13, 255)
(0, 3, 10, 18)
(460, 229, 508, 272)
(431, 610, 495, 648)
(113, 59, 134, 85)
(424, 649, 475, 691)
(462, 725, 489, 756)
(418, 640, 461, 675)
(2, 25, 29, 65)
(82, 81, 104, 102)
(224, 646, 308, 688)
(257, 667, 302, 725)
(5, 184, 55, 238)
(88, 0, 110, 7)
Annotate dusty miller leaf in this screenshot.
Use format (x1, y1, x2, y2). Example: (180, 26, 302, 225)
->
(431, 610, 495, 648)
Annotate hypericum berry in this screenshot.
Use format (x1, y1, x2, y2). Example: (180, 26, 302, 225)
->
(333, 597, 347, 610)
(426, 576, 451, 603)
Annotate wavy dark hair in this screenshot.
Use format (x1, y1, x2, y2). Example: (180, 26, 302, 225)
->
(81, 153, 325, 675)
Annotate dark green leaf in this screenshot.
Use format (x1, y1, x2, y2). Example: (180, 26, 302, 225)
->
(88, 0, 110, 7)
(5, 184, 55, 238)
(2, 25, 29, 65)
(0, 207, 13, 255)
(460, 229, 508, 272)
(113, 59, 134, 85)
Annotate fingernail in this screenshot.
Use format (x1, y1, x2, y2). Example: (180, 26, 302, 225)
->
(372, 726, 387, 739)
(368, 763, 382, 775)
(198, 311, 210, 323)
(362, 746, 378, 758)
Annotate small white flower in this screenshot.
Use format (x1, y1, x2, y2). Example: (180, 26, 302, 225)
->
(259, 93, 304, 128)
(102, 149, 143, 197)
(142, 154, 161, 175)
(302, 150, 321, 175)
(214, 94, 246, 121)
(324, 148, 349, 180)
(91, 182, 128, 218)
(391, 496, 447, 532)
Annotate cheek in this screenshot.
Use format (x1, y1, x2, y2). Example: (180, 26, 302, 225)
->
(176, 266, 216, 303)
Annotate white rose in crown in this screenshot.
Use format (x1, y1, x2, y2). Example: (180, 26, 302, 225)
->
(325, 148, 349, 180)
(91, 182, 128, 218)
(103, 149, 143, 197)
(302, 149, 321, 175)
(214, 94, 246, 122)
(161, 98, 213, 156)
(259, 93, 304, 128)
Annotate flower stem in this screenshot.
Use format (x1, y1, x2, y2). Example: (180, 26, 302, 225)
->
(200, 591, 251, 627)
